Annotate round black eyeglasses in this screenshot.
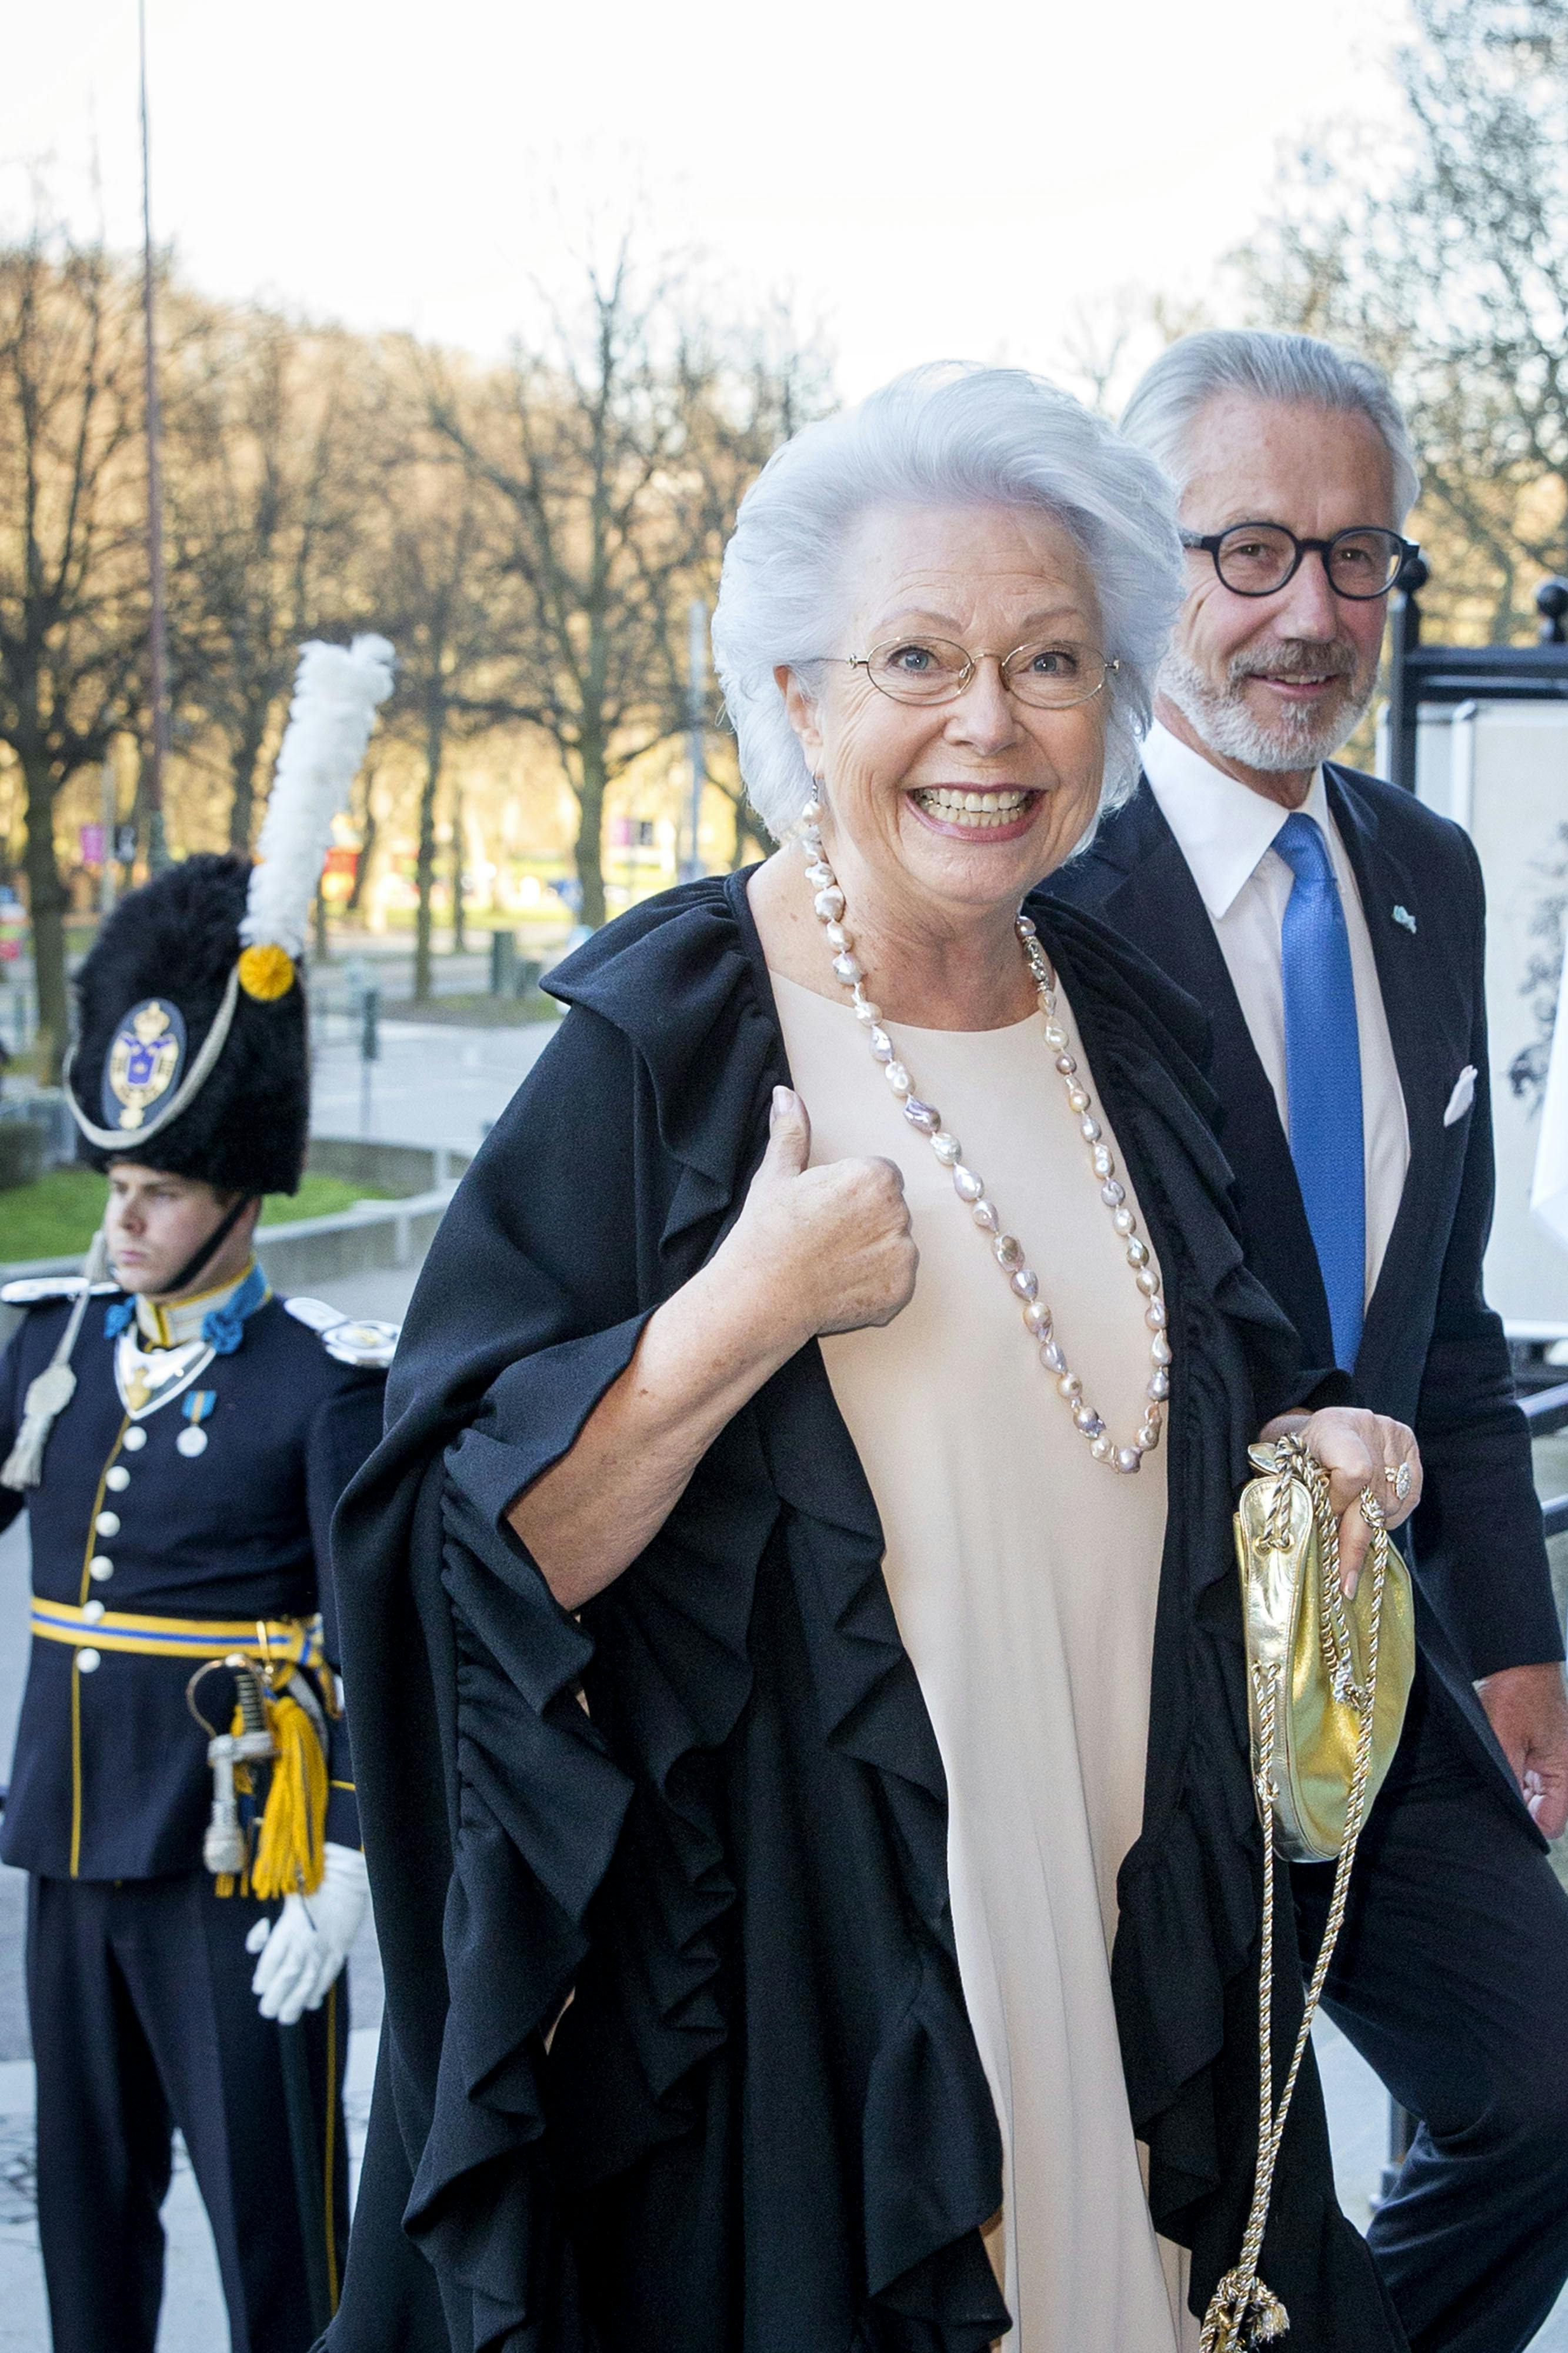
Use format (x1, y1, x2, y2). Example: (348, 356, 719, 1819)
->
(1181, 523, 1420, 601)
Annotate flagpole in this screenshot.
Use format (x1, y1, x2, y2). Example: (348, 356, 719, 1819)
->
(138, 0, 171, 872)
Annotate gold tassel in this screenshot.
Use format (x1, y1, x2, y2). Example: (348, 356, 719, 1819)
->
(1201, 2268, 1290, 2349)
(250, 1687, 328, 1901)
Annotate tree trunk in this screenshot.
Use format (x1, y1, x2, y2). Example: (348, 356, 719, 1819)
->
(345, 775, 377, 916)
(228, 697, 273, 854)
(731, 791, 773, 870)
(414, 697, 443, 1001)
(574, 739, 608, 929)
(451, 785, 466, 955)
(21, 749, 69, 1084)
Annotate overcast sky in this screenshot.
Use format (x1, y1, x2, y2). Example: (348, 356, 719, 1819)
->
(10, 0, 1407, 398)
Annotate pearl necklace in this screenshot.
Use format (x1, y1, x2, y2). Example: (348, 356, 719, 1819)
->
(801, 818, 1170, 1474)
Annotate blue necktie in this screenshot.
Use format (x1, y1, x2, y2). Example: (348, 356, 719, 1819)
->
(1274, 813, 1366, 1370)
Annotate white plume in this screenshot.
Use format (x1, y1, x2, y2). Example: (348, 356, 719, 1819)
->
(241, 634, 395, 957)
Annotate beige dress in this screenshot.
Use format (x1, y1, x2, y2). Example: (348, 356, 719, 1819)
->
(772, 971, 1200, 2353)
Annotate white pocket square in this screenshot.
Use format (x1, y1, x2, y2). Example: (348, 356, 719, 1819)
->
(1443, 1066, 1477, 1126)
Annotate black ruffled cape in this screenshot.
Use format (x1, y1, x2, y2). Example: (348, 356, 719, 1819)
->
(325, 874, 1406, 2353)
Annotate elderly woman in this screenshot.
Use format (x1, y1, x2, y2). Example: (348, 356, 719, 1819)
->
(327, 367, 1419, 2353)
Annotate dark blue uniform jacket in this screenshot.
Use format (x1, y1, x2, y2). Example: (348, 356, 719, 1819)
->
(0, 1291, 383, 1881)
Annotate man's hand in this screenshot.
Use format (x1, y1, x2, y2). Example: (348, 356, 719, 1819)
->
(1476, 1662, 1568, 1839)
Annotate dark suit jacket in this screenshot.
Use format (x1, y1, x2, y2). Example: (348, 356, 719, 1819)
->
(1047, 764, 1562, 1760)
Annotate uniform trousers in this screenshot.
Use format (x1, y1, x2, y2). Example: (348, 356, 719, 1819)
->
(1295, 1663, 1568, 2353)
(28, 1869, 349, 2353)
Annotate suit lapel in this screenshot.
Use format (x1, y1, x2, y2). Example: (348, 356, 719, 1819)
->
(1088, 786, 1336, 1369)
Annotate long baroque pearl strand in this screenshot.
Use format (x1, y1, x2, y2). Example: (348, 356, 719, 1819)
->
(802, 820, 1170, 1474)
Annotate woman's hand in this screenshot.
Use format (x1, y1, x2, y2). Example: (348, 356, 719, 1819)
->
(508, 1085, 916, 1609)
(715, 1087, 919, 1351)
(1259, 1407, 1422, 1598)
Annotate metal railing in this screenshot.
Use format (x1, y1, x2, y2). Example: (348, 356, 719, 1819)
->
(1523, 1380, 1568, 1538)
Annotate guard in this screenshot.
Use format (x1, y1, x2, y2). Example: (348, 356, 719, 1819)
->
(0, 638, 395, 2353)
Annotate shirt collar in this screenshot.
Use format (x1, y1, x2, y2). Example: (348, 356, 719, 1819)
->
(134, 1261, 255, 1352)
(1141, 719, 1328, 920)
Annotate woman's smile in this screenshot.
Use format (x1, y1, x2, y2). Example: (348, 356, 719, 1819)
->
(906, 784, 1045, 841)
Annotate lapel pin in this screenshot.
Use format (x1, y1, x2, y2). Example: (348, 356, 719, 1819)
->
(1392, 904, 1417, 934)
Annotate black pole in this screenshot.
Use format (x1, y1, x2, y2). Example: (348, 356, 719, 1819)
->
(1379, 2101, 1416, 2205)
(1385, 550, 1428, 795)
(138, 0, 171, 872)
(1536, 578, 1568, 646)
(278, 2019, 334, 2334)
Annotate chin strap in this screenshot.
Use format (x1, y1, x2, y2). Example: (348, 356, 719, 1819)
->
(161, 1192, 257, 1299)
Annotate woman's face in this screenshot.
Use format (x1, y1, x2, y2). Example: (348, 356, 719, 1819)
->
(779, 502, 1109, 922)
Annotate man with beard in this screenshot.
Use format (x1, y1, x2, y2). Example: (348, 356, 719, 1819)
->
(1047, 328, 1568, 2353)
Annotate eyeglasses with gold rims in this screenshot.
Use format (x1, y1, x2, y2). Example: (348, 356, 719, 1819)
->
(1180, 522, 1420, 601)
(846, 638, 1119, 711)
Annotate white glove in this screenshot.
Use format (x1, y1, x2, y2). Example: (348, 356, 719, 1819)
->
(246, 1843, 369, 2024)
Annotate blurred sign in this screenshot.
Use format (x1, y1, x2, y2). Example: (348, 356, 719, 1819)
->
(79, 825, 105, 865)
(321, 844, 359, 905)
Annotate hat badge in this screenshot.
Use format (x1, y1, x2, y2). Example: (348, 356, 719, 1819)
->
(103, 998, 186, 1133)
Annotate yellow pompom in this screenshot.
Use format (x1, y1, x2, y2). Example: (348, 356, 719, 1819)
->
(237, 944, 296, 1002)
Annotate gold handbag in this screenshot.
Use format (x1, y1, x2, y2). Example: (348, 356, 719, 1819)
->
(1201, 1435, 1416, 2352)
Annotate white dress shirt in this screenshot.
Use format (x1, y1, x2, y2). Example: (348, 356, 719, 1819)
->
(1140, 721, 1410, 1305)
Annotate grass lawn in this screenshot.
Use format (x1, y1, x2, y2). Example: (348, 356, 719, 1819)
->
(0, 1168, 392, 1267)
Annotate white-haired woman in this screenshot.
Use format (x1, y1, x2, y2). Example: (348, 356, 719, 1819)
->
(327, 367, 1419, 2353)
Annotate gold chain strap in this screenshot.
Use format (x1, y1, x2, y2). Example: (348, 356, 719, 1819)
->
(1201, 1441, 1389, 2352)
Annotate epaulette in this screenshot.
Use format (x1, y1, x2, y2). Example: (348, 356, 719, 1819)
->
(1, 1278, 120, 1307)
(283, 1295, 399, 1370)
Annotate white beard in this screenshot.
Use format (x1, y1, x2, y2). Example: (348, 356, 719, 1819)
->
(1158, 648, 1375, 775)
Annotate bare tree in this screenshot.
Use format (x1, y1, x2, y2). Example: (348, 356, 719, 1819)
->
(164, 308, 374, 849)
(423, 247, 824, 925)
(1236, 0, 1568, 637)
(0, 222, 148, 1077)
(369, 412, 505, 996)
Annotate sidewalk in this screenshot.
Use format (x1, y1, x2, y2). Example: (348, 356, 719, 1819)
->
(309, 1012, 556, 1154)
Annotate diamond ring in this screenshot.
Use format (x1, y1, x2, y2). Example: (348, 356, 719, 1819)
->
(1384, 1462, 1412, 1503)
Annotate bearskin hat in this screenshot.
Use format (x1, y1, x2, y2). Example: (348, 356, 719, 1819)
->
(69, 854, 309, 1195)
(64, 634, 393, 1199)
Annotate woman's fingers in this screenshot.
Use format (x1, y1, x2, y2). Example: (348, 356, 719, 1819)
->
(1337, 1497, 1372, 1598)
(1376, 1417, 1423, 1530)
(1290, 1407, 1421, 1598)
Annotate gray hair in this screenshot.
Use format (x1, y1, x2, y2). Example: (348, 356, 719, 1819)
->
(711, 362, 1185, 841)
(1119, 328, 1420, 524)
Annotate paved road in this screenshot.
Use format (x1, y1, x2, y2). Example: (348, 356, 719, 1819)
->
(309, 1012, 557, 1155)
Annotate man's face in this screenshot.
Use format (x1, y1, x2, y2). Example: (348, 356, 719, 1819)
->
(1160, 392, 1400, 776)
(104, 1164, 248, 1298)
